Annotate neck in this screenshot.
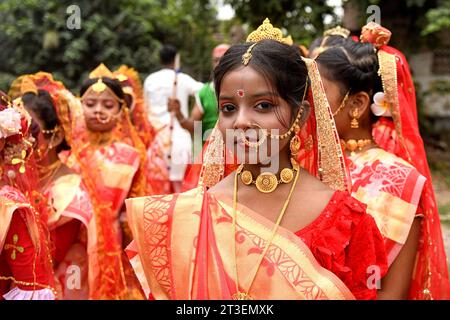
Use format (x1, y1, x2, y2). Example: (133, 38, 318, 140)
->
(339, 125, 373, 142)
(87, 130, 113, 146)
(242, 145, 292, 177)
(164, 63, 175, 70)
(45, 149, 60, 166)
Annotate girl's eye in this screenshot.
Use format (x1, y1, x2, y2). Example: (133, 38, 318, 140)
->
(219, 104, 236, 113)
(255, 102, 274, 111)
(104, 102, 115, 109)
(85, 101, 96, 108)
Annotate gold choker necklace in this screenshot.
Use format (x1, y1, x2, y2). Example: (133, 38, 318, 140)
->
(340, 139, 373, 155)
(239, 162, 299, 193)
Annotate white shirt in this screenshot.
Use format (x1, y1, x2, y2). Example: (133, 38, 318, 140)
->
(143, 68, 203, 181)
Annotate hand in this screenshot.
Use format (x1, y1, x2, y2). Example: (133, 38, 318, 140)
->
(167, 98, 181, 115)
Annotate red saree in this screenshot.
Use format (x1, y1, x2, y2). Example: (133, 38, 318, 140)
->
(360, 22, 450, 299)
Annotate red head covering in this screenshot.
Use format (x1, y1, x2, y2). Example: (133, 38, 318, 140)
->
(361, 22, 450, 299)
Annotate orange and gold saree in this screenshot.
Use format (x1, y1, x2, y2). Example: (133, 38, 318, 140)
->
(347, 148, 426, 266)
(126, 187, 355, 300)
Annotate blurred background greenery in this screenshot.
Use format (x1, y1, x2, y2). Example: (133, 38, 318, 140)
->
(0, 0, 448, 89)
(0, 0, 448, 141)
(0, 0, 448, 165)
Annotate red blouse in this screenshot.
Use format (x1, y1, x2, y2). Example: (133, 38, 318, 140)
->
(295, 191, 388, 300)
(1, 211, 54, 298)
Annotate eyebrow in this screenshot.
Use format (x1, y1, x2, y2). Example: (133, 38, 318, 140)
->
(219, 92, 278, 100)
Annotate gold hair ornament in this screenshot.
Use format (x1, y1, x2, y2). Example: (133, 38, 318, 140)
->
(242, 18, 293, 66)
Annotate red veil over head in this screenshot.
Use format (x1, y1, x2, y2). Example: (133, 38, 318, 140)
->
(361, 22, 450, 299)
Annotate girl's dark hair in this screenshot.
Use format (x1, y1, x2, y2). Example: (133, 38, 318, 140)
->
(316, 38, 382, 98)
(213, 40, 309, 128)
(308, 35, 347, 57)
(22, 89, 70, 153)
(80, 77, 125, 108)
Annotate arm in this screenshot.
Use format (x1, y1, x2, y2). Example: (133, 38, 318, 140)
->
(168, 99, 203, 135)
(377, 217, 421, 300)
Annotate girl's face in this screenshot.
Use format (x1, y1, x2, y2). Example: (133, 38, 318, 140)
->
(81, 88, 121, 132)
(23, 107, 52, 159)
(217, 66, 294, 165)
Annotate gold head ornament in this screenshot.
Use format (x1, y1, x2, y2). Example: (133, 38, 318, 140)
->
(243, 18, 293, 66)
(83, 64, 125, 104)
(20, 77, 38, 95)
(323, 26, 350, 38)
(89, 63, 115, 79)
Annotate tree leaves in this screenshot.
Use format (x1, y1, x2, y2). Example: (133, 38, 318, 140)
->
(0, 0, 217, 91)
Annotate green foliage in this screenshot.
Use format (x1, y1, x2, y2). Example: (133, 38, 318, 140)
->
(224, 0, 338, 46)
(422, 1, 450, 35)
(0, 0, 218, 92)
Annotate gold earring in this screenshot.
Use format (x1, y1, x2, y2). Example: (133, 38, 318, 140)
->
(350, 108, 360, 129)
(289, 125, 301, 157)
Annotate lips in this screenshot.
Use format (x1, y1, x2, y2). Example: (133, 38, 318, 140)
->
(88, 116, 107, 123)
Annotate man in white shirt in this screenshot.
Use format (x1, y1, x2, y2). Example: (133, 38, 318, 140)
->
(143, 45, 203, 192)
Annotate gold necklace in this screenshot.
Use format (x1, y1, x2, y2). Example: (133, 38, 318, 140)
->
(232, 162, 300, 300)
(340, 138, 373, 156)
(239, 162, 298, 194)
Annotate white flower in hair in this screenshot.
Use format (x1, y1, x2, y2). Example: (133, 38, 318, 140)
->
(370, 92, 392, 117)
(0, 108, 22, 139)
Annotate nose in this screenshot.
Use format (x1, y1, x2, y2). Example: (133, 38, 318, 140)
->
(233, 107, 252, 131)
(93, 101, 103, 114)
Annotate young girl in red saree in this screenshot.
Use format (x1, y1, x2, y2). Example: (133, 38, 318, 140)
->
(9, 72, 98, 299)
(0, 91, 56, 300)
(55, 65, 146, 299)
(126, 19, 388, 300)
(315, 22, 449, 299)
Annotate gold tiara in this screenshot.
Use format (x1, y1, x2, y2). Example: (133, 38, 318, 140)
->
(83, 63, 124, 102)
(323, 26, 350, 38)
(243, 18, 293, 66)
(88, 63, 115, 79)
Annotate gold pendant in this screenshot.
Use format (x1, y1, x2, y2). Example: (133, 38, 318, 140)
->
(255, 172, 278, 193)
(280, 168, 294, 183)
(241, 170, 253, 186)
(232, 292, 253, 300)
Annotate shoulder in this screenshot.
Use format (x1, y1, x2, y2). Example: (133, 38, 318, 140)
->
(144, 70, 166, 83)
(351, 148, 419, 172)
(350, 147, 426, 198)
(126, 187, 205, 224)
(324, 190, 371, 227)
(199, 82, 212, 94)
